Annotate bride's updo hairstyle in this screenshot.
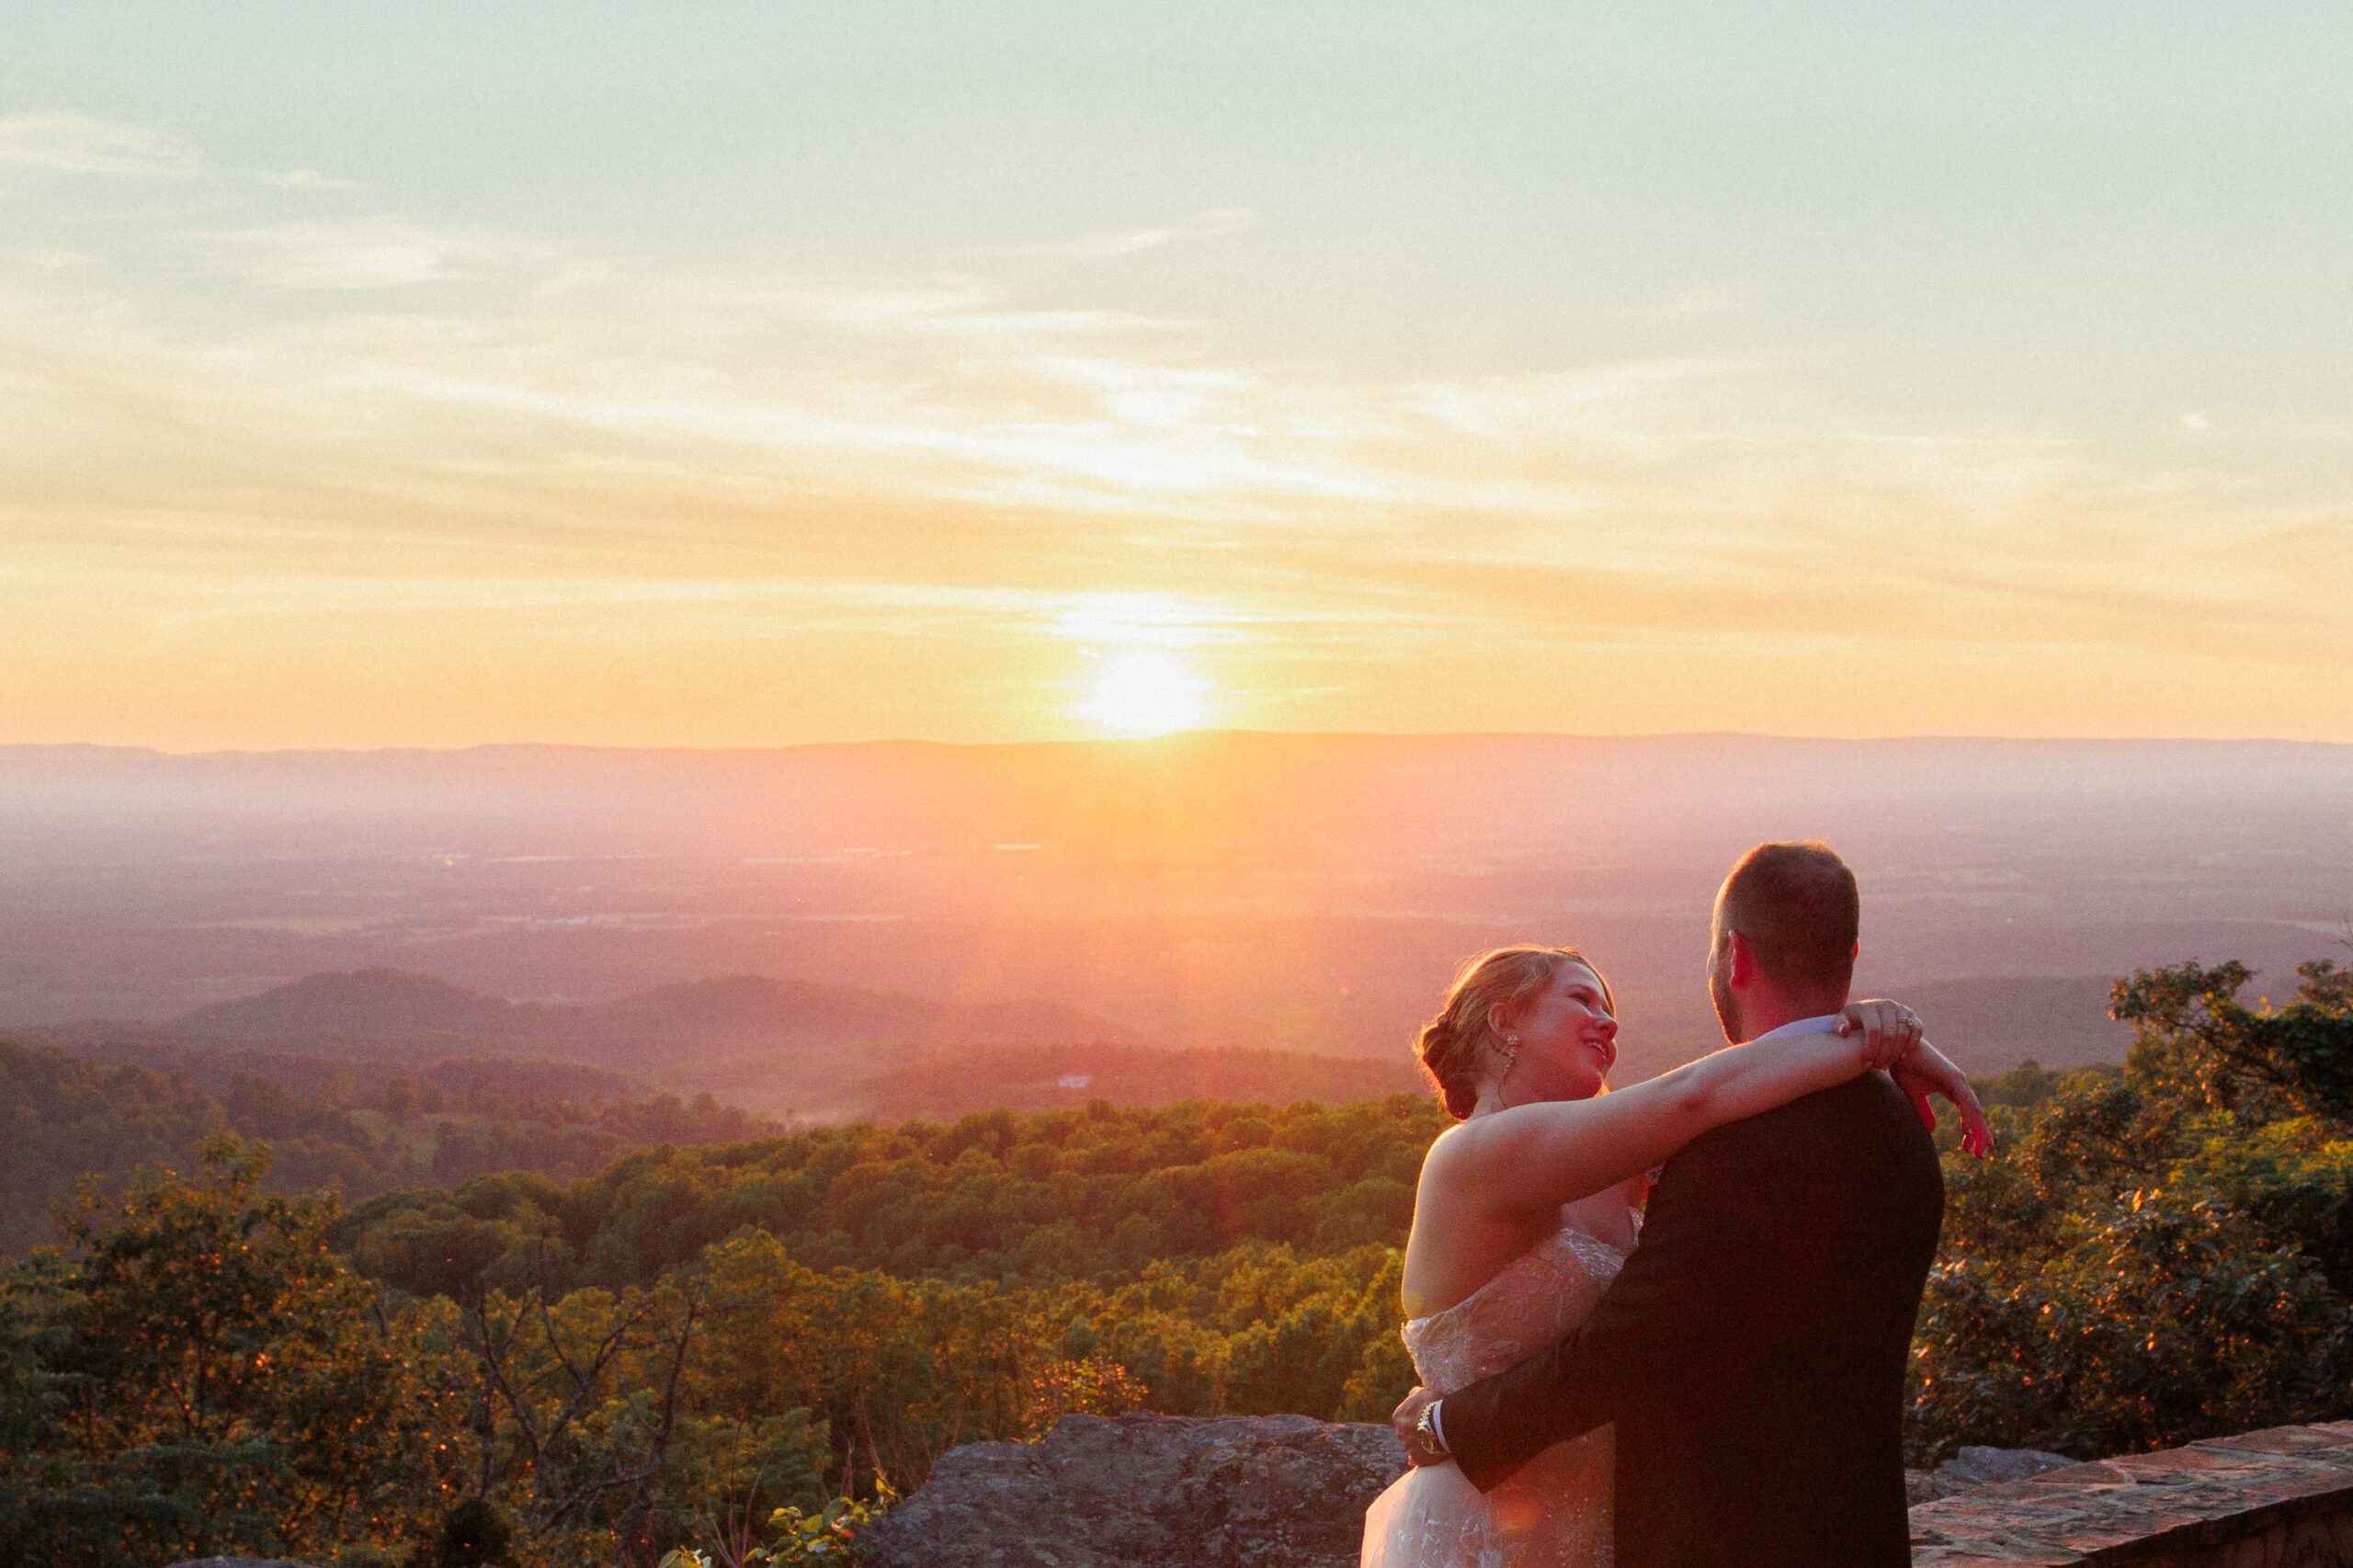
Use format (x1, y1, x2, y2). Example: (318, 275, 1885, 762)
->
(1416, 945, 1616, 1119)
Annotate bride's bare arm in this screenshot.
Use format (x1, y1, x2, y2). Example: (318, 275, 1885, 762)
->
(1426, 1002, 1920, 1221)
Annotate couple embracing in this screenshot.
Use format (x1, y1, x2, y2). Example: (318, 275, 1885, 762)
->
(1366, 841, 1993, 1568)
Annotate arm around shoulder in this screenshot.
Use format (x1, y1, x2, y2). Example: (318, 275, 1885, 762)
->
(1434, 1027, 1872, 1222)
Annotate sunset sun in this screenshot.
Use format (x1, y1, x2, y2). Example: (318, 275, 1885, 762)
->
(1074, 648, 1215, 737)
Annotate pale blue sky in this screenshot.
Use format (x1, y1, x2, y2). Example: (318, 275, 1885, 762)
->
(17, 3, 2347, 392)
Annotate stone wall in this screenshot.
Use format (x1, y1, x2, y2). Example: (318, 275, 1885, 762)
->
(1910, 1422, 2353, 1567)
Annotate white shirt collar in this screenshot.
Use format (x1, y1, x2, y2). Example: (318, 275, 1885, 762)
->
(1750, 1013, 1842, 1043)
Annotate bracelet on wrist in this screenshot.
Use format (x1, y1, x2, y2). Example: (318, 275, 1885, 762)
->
(1415, 1398, 1449, 1457)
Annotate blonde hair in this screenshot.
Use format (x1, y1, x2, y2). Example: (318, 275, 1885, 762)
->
(1415, 946, 1616, 1119)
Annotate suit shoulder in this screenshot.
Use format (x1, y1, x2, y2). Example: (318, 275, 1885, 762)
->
(1677, 1073, 1934, 1171)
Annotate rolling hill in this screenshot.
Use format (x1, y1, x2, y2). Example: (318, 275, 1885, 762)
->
(69, 966, 1160, 1117)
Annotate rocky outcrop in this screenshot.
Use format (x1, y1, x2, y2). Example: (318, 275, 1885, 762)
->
(860, 1415, 2098, 1567)
(859, 1413, 1408, 1568)
(1904, 1444, 2076, 1505)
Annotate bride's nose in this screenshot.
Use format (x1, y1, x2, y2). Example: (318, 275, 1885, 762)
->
(1595, 1015, 1619, 1040)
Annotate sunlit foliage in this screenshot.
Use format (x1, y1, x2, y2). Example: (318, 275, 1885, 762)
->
(335, 1096, 1441, 1298)
(0, 1141, 465, 1568)
(1908, 960, 2353, 1461)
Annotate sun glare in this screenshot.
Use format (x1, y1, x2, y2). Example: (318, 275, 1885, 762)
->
(1074, 648, 1214, 737)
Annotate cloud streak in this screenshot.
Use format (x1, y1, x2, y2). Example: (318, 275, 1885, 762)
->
(0, 112, 202, 177)
(202, 216, 534, 290)
(1006, 207, 1258, 260)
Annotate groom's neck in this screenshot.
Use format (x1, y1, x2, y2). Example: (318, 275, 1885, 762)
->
(1737, 987, 1849, 1042)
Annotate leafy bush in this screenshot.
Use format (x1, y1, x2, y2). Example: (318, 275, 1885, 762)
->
(659, 1474, 897, 1568)
(1907, 960, 2353, 1461)
(0, 1140, 464, 1568)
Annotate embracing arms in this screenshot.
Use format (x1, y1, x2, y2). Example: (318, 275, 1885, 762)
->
(1403, 1143, 1735, 1486)
(1422, 1009, 1985, 1226)
(1398, 1069, 1950, 1491)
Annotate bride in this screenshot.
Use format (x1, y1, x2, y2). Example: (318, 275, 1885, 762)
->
(1361, 945, 1985, 1568)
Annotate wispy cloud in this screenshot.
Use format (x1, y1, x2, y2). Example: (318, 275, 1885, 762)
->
(201, 216, 532, 290)
(1007, 207, 1257, 261)
(0, 112, 201, 177)
(0, 110, 361, 195)
(0, 246, 94, 271)
(254, 167, 361, 192)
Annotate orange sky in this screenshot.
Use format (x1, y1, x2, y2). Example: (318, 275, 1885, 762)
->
(4, 9, 2349, 748)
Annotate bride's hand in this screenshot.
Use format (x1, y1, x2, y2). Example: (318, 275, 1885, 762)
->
(1889, 1039, 1995, 1158)
(1834, 998, 1923, 1071)
(1392, 1386, 1449, 1468)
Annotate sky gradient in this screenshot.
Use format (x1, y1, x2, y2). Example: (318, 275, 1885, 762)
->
(4, 2, 2349, 747)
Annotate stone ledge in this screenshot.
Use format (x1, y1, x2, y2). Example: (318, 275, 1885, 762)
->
(860, 1412, 1408, 1568)
(1909, 1421, 2353, 1566)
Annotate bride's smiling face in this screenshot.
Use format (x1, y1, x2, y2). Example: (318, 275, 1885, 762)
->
(1490, 960, 1620, 1105)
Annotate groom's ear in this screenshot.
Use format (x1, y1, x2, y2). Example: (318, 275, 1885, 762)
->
(1727, 929, 1758, 988)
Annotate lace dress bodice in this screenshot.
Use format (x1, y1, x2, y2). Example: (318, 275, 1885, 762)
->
(1402, 1223, 1632, 1395)
(1363, 1218, 1634, 1568)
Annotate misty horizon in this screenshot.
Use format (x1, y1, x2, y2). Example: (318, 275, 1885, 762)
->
(6, 733, 2344, 1116)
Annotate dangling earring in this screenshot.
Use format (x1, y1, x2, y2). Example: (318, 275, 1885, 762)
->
(1494, 1032, 1521, 1083)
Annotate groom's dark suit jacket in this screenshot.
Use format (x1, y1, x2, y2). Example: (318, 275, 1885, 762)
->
(1441, 1071, 1944, 1568)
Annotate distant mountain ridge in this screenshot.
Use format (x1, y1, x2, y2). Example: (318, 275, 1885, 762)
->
(126, 966, 2127, 1119)
(112, 967, 1155, 1115)
(12, 733, 2347, 869)
(163, 966, 1142, 1046)
(170, 968, 514, 1040)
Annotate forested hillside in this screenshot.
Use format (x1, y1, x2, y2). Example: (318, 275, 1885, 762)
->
(4, 958, 2347, 1568)
(338, 1093, 1439, 1298)
(0, 1040, 774, 1255)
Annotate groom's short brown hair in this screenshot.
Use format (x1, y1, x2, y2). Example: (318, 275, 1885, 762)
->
(1720, 841, 1859, 993)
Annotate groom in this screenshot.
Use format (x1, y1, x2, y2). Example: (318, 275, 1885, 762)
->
(1392, 841, 1944, 1567)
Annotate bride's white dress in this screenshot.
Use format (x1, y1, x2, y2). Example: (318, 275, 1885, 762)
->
(1360, 1218, 1632, 1568)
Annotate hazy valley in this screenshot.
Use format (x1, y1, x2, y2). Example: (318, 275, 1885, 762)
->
(6, 734, 2345, 1114)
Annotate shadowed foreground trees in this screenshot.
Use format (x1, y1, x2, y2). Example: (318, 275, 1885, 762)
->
(0, 1116, 1427, 1565)
(0, 1142, 463, 1567)
(0, 1144, 839, 1567)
